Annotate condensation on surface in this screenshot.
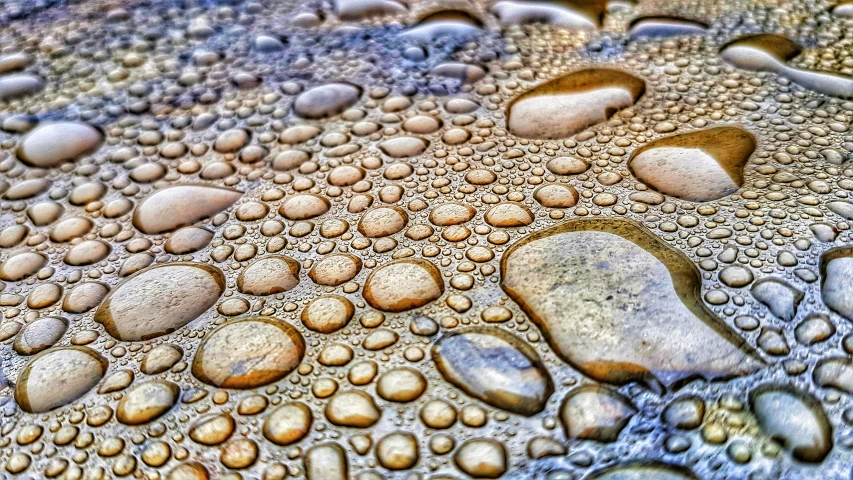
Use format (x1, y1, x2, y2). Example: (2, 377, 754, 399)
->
(0, 0, 852, 478)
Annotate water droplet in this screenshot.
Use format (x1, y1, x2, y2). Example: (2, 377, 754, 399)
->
(501, 218, 763, 389)
(95, 263, 225, 341)
(363, 259, 444, 312)
(508, 69, 645, 139)
(628, 126, 755, 202)
(192, 316, 305, 389)
(133, 185, 243, 234)
(432, 327, 553, 416)
(15, 347, 107, 413)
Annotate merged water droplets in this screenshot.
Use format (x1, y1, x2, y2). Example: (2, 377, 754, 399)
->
(721, 34, 853, 98)
(501, 218, 763, 389)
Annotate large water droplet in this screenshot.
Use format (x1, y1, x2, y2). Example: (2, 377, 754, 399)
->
(559, 385, 636, 442)
(492, 0, 605, 28)
(628, 16, 708, 38)
(133, 185, 243, 234)
(507, 69, 645, 139)
(432, 327, 553, 416)
(95, 263, 225, 341)
(588, 463, 700, 480)
(821, 247, 853, 322)
(16, 122, 103, 168)
(722, 34, 853, 98)
(363, 259, 444, 312)
(15, 347, 107, 413)
(501, 218, 764, 389)
(628, 126, 756, 202)
(294, 83, 361, 119)
(400, 10, 483, 43)
(192, 316, 305, 389)
(750, 384, 833, 463)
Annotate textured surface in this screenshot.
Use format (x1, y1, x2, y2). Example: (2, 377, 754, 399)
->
(0, 0, 852, 478)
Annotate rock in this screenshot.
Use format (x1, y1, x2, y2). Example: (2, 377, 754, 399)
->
(587, 462, 700, 479)
(814, 357, 853, 393)
(527, 437, 567, 459)
(821, 249, 853, 321)
(662, 396, 705, 429)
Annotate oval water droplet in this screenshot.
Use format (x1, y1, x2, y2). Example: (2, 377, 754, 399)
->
(95, 263, 225, 341)
(432, 327, 553, 416)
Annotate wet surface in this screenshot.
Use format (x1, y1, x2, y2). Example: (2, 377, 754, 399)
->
(0, 0, 852, 478)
